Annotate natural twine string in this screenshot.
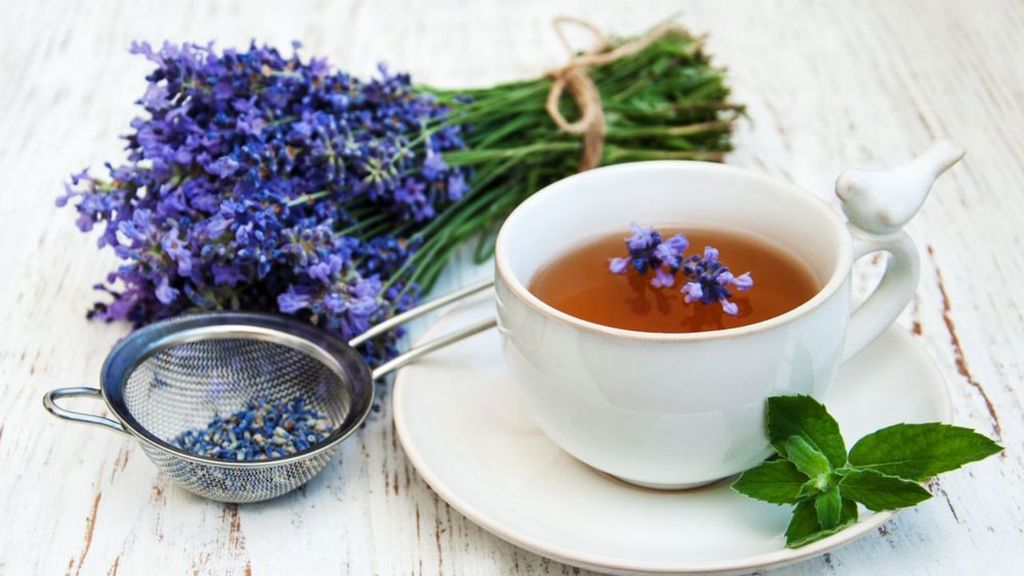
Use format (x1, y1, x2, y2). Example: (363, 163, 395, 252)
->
(545, 17, 685, 170)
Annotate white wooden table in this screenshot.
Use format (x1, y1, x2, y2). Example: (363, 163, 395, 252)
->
(2, 0, 1021, 574)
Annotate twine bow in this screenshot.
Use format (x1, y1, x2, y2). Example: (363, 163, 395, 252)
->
(545, 17, 685, 171)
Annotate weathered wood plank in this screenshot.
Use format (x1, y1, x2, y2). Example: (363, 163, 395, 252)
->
(1, 0, 1021, 574)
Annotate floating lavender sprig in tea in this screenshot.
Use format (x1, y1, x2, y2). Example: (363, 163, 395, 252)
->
(173, 396, 333, 461)
(609, 223, 753, 315)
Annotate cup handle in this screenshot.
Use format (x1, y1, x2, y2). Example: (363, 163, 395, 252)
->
(835, 139, 964, 361)
(42, 387, 130, 436)
(841, 227, 919, 362)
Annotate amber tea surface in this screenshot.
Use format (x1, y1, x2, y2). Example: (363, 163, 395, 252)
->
(528, 227, 821, 333)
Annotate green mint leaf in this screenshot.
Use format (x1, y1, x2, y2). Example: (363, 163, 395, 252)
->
(797, 477, 822, 499)
(784, 499, 820, 546)
(731, 460, 808, 504)
(842, 497, 859, 524)
(785, 436, 832, 477)
(815, 485, 842, 530)
(767, 395, 847, 468)
(785, 497, 859, 548)
(848, 423, 1003, 481)
(839, 468, 932, 511)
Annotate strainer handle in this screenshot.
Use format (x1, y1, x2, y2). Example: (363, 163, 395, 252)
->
(42, 387, 130, 436)
(371, 317, 497, 379)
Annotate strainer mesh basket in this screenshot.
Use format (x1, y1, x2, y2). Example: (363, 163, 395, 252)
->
(45, 283, 493, 503)
(100, 315, 373, 503)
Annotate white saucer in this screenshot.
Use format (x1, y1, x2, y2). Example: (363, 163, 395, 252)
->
(393, 298, 953, 576)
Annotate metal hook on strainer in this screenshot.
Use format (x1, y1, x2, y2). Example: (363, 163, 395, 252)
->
(43, 279, 495, 503)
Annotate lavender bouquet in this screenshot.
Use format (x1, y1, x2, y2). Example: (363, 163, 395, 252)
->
(60, 23, 741, 363)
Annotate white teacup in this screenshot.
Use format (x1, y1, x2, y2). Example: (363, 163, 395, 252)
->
(494, 142, 963, 488)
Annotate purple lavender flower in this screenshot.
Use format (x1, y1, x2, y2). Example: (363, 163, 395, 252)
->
(609, 257, 631, 275)
(626, 222, 660, 252)
(423, 154, 447, 180)
(155, 276, 180, 304)
(729, 272, 754, 291)
(59, 41, 467, 362)
(616, 223, 663, 275)
(277, 287, 313, 314)
(447, 173, 469, 201)
(609, 225, 690, 289)
(681, 246, 755, 315)
(653, 233, 688, 269)
(610, 225, 754, 317)
(211, 263, 247, 286)
(681, 281, 703, 303)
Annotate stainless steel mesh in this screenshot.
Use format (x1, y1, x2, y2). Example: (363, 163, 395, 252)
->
(97, 313, 374, 503)
(123, 339, 350, 441)
(139, 441, 334, 502)
(116, 338, 347, 502)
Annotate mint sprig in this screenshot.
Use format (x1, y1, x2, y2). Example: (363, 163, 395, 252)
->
(732, 395, 1002, 548)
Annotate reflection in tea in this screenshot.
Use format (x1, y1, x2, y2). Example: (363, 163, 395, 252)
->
(528, 227, 820, 333)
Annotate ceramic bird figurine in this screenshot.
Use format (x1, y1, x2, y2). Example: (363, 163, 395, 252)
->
(836, 140, 965, 236)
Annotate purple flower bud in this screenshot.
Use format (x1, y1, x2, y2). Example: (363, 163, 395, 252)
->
(663, 233, 689, 253)
(654, 241, 681, 269)
(211, 263, 246, 286)
(323, 292, 347, 313)
(118, 220, 146, 243)
(155, 276, 179, 304)
(141, 84, 171, 110)
(277, 287, 312, 314)
(128, 41, 159, 63)
(731, 272, 754, 291)
(423, 154, 447, 180)
(626, 223, 658, 252)
(202, 215, 233, 238)
(609, 257, 631, 274)
(160, 228, 193, 276)
(206, 156, 240, 178)
(308, 262, 333, 283)
(353, 276, 380, 299)
(682, 281, 703, 303)
(236, 108, 266, 136)
(75, 212, 95, 233)
(447, 173, 469, 201)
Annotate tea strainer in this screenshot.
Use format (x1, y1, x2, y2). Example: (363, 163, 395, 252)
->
(43, 280, 494, 503)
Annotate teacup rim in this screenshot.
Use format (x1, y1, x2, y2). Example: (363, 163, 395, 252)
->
(494, 160, 853, 342)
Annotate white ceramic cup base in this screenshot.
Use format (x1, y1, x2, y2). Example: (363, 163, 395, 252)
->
(610, 473, 731, 491)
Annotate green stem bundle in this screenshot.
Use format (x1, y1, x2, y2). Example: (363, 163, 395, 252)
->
(406, 27, 742, 292)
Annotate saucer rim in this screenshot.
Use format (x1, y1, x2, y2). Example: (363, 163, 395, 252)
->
(394, 326, 953, 575)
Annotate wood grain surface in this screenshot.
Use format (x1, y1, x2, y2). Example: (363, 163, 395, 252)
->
(1, 0, 1021, 574)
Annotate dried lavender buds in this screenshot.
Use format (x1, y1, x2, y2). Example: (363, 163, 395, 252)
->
(173, 396, 333, 461)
